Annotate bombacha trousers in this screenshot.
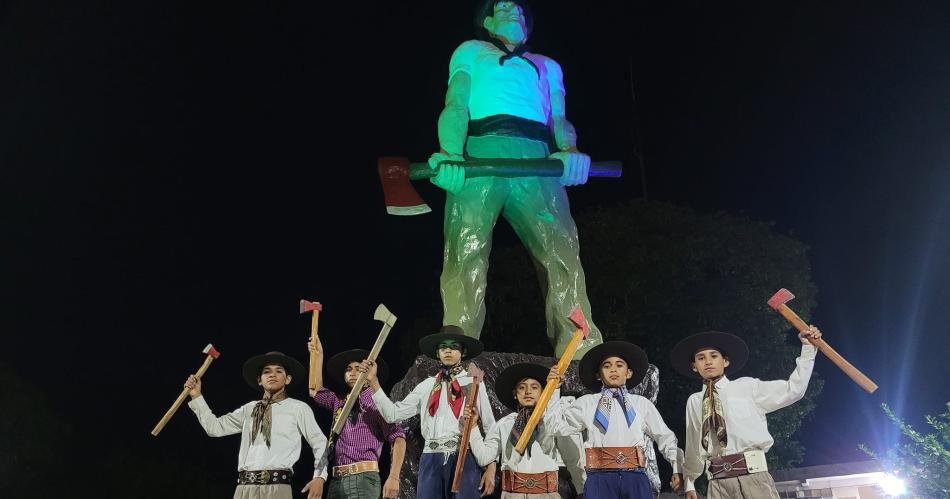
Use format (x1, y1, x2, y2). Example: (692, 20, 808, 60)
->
(441, 135, 603, 356)
(707, 471, 781, 499)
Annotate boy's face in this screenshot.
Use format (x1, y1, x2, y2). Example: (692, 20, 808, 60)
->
(258, 364, 291, 392)
(514, 377, 542, 407)
(344, 361, 362, 387)
(597, 356, 633, 388)
(437, 341, 463, 367)
(691, 348, 730, 380)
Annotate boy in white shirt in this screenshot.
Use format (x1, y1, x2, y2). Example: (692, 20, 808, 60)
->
(671, 327, 821, 499)
(548, 341, 683, 498)
(184, 351, 329, 499)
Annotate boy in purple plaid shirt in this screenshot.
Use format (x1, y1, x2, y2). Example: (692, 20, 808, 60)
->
(309, 339, 406, 499)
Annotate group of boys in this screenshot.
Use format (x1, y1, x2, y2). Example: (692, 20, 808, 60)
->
(183, 321, 820, 499)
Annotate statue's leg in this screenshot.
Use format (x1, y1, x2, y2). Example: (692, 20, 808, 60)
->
(503, 176, 604, 357)
(440, 176, 508, 338)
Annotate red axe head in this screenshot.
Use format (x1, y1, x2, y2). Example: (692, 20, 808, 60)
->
(767, 288, 795, 310)
(299, 300, 323, 314)
(203, 343, 221, 359)
(377, 157, 432, 216)
(568, 307, 591, 339)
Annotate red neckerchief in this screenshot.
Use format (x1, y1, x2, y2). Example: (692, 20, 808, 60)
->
(427, 364, 465, 418)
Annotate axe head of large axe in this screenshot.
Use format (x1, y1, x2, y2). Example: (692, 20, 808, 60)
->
(568, 307, 591, 339)
(378, 157, 432, 216)
(767, 288, 796, 310)
(374, 303, 397, 326)
(203, 343, 221, 359)
(299, 299, 323, 314)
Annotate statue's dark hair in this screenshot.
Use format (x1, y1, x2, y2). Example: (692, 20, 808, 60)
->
(473, 0, 534, 41)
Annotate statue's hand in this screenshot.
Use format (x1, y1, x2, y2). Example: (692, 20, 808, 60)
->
(550, 151, 590, 186)
(428, 152, 466, 194)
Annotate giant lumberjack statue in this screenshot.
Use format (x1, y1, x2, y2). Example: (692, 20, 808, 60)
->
(426, 0, 604, 358)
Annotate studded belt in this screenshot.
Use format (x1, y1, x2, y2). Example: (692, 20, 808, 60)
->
(709, 450, 768, 480)
(501, 470, 558, 494)
(333, 460, 379, 478)
(237, 469, 293, 485)
(585, 446, 645, 470)
(422, 437, 459, 453)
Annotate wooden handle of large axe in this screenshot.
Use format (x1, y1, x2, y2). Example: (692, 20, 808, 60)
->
(300, 300, 323, 392)
(330, 304, 396, 438)
(515, 308, 591, 454)
(408, 158, 623, 180)
(451, 364, 483, 493)
(768, 289, 878, 393)
(151, 344, 221, 436)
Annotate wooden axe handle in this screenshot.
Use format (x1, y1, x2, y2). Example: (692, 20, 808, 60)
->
(451, 377, 481, 493)
(330, 315, 395, 437)
(408, 159, 623, 180)
(308, 308, 321, 392)
(151, 354, 217, 436)
(775, 304, 878, 393)
(514, 328, 585, 454)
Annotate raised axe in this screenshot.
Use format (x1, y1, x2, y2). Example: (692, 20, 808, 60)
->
(378, 156, 623, 216)
(151, 344, 221, 436)
(328, 304, 397, 445)
(451, 362, 484, 494)
(767, 288, 878, 393)
(299, 299, 323, 392)
(515, 307, 590, 454)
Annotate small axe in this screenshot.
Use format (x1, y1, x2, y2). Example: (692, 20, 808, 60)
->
(151, 344, 221, 436)
(378, 157, 623, 215)
(767, 288, 878, 393)
(451, 362, 483, 493)
(299, 299, 323, 392)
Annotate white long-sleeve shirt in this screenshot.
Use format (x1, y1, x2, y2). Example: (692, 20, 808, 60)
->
(683, 344, 817, 493)
(188, 396, 329, 479)
(469, 411, 560, 473)
(551, 391, 683, 474)
(371, 371, 496, 443)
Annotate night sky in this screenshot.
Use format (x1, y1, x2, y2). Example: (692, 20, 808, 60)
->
(3, 0, 949, 488)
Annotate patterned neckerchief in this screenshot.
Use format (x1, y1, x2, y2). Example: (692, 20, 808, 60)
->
(702, 378, 728, 451)
(593, 385, 636, 432)
(251, 389, 288, 447)
(427, 363, 465, 418)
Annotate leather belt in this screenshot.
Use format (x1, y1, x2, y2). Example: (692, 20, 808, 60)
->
(333, 460, 379, 478)
(422, 437, 459, 453)
(237, 469, 292, 485)
(585, 446, 645, 470)
(501, 470, 558, 494)
(709, 450, 768, 480)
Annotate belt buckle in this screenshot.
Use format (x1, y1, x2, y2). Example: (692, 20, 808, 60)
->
(722, 461, 733, 472)
(614, 451, 628, 464)
(348, 463, 359, 475)
(523, 477, 538, 488)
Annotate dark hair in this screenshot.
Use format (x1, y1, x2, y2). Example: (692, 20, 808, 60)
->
(473, 0, 534, 42)
(690, 347, 729, 363)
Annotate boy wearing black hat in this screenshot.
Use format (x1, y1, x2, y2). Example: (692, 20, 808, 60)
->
(184, 351, 329, 499)
(466, 363, 561, 498)
(307, 338, 406, 499)
(359, 325, 497, 499)
(671, 327, 821, 499)
(547, 341, 683, 498)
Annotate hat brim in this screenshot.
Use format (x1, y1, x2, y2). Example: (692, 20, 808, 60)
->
(495, 363, 551, 412)
(242, 352, 306, 391)
(418, 332, 484, 360)
(578, 341, 650, 392)
(326, 349, 388, 392)
(670, 331, 749, 379)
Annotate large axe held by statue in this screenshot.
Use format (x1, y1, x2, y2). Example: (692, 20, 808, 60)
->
(378, 157, 623, 215)
(514, 307, 590, 454)
(767, 288, 878, 393)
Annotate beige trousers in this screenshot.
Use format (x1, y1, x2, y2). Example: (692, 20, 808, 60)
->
(233, 484, 293, 499)
(708, 471, 780, 499)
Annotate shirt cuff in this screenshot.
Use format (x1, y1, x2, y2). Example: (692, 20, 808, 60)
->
(187, 395, 209, 412)
(685, 479, 696, 492)
(801, 343, 818, 358)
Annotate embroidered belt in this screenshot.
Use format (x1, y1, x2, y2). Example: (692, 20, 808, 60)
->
(422, 437, 459, 453)
(709, 450, 768, 480)
(333, 460, 379, 478)
(501, 470, 558, 494)
(237, 469, 292, 485)
(585, 446, 645, 470)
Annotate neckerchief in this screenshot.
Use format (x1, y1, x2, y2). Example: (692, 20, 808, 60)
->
(487, 37, 540, 78)
(701, 378, 728, 451)
(251, 389, 288, 447)
(593, 385, 636, 433)
(427, 364, 465, 418)
(508, 406, 539, 457)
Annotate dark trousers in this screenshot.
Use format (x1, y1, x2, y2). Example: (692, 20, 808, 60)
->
(584, 469, 653, 499)
(417, 451, 482, 499)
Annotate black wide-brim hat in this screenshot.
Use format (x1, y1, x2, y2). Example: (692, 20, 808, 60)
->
(326, 349, 388, 392)
(242, 351, 306, 390)
(418, 325, 484, 360)
(495, 363, 550, 412)
(670, 331, 749, 379)
(579, 341, 650, 392)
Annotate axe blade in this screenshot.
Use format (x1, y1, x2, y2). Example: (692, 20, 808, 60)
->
(767, 288, 796, 310)
(203, 344, 221, 359)
(568, 307, 591, 339)
(299, 299, 323, 314)
(374, 303, 397, 326)
(378, 157, 432, 216)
